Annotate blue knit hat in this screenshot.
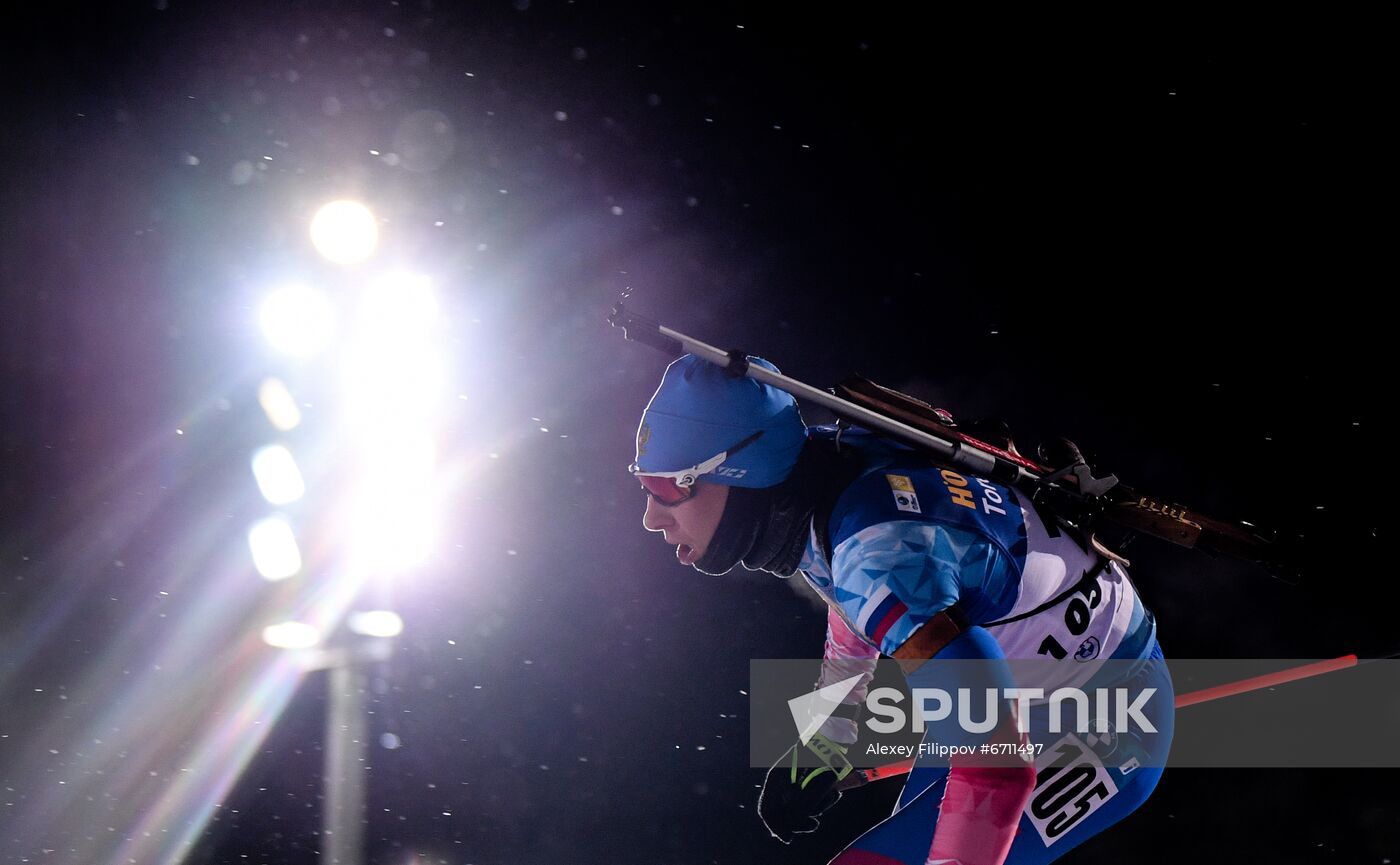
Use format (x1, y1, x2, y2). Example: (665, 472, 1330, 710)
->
(632, 354, 807, 489)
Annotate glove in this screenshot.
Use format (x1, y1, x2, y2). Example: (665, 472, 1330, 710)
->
(757, 733, 852, 843)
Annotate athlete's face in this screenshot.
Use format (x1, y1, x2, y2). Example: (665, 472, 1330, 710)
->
(641, 480, 730, 567)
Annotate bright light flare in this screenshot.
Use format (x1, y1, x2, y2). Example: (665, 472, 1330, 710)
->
(341, 274, 449, 433)
(347, 447, 439, 568)
(359, 430, 436, 483)
(361, 496, 438, 570)
(261, 620, 323, 650)
(257, 377, 302, 431)
(247, 516, 303, 581)
(310, 199, 378, 265)
(334, 273, 450, 573)
(361, 272, 438, 334)
(348, 610, 404, 638)
(251, 445, 306, 505)
(259, 284, 334, 357)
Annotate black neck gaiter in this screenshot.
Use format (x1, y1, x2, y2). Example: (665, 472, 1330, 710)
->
(692, 438, 865, 577)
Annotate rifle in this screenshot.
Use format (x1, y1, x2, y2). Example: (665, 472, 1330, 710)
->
(609, 303, 1305, 583)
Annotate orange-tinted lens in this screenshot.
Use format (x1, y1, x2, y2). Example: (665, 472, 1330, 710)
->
(638, 474, 693, 505)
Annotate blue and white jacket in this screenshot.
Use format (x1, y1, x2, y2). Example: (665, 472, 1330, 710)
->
(797, 426, 1158, 720)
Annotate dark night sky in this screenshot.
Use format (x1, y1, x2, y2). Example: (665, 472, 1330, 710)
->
(0, 3, 1393, 864)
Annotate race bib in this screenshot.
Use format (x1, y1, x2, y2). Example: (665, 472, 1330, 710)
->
(1025, 733, 1119, 846)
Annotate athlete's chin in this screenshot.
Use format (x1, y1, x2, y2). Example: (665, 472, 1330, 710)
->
(693, 561, 737, 576)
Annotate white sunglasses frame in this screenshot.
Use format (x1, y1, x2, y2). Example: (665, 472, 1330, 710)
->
(630, 430, 765, 496)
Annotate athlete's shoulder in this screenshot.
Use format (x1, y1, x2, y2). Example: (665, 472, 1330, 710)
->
(825, 450, 1026, 559)
(828, 463, 938, 544)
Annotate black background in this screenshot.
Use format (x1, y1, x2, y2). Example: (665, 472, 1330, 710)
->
(1, 2, 1393, 863)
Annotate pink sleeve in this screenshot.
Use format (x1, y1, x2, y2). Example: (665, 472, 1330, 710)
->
(813, 606, 880, 744)
(926, 763, 1036, 865)
(822, 604, 880, 665)
(927, 717, 1036, 865)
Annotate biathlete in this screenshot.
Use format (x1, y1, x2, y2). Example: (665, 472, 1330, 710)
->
(630, 354, 1173, 865)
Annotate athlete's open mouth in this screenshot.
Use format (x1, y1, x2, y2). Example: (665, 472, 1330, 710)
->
(677, 543, 699, 565)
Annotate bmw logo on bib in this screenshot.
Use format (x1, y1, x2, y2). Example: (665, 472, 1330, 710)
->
(1075, 635, 1101, 662)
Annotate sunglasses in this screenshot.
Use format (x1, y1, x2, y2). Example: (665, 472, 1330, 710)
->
(631, 431, 764, 506)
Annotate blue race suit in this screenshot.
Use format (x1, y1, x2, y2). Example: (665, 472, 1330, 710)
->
(795, 426, 1172, 864)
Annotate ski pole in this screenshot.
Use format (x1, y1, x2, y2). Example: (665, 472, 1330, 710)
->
(834, 654, 1360, 791)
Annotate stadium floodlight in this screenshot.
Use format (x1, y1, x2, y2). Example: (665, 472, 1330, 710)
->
(259, 283, 335, 357)
(347, 610, 404, 638)
(257, 377, 302, 431)
(310, 200, 378, 265)
(247, 516, 303, 581)
(251, 444, 306, 505)
(261, 620, 323, 650)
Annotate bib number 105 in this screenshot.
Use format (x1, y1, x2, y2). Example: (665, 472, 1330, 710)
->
(1026, 736, 1118, 845)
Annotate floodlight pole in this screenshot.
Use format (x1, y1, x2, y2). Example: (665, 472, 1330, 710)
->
(306, 637, 392, 865)
(323, 657, 367, 865)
